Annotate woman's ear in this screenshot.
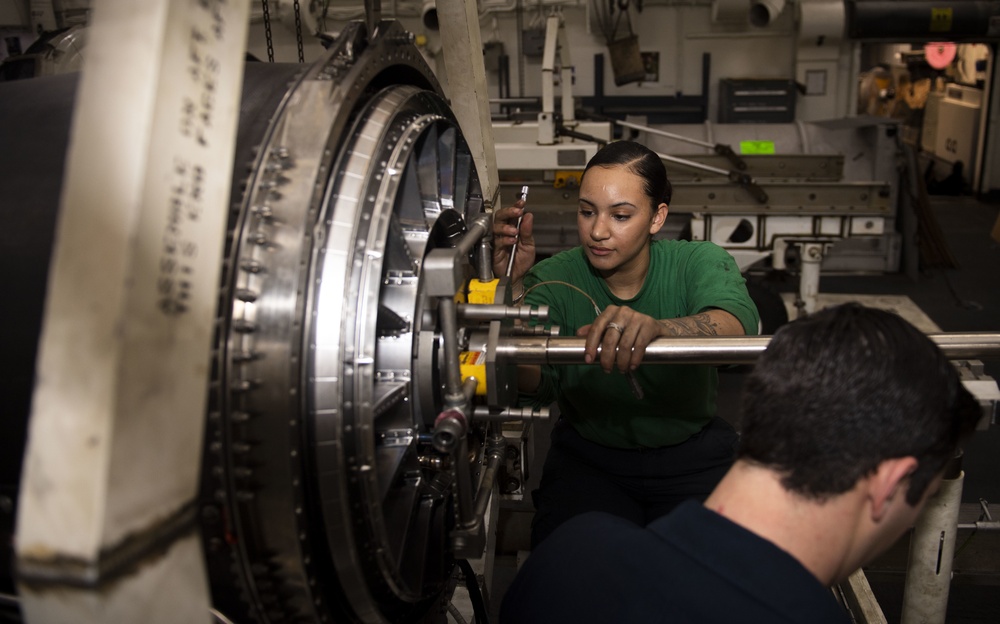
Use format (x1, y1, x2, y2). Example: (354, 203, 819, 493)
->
(649, 202, 669, 235)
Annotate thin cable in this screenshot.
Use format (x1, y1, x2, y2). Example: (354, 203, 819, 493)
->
(518, 279, 643, 398)
(519, 279, 601, 316)
(952, 526, 978, 559)
(457, 559, 490, 624)
(590, 0, 614, 43)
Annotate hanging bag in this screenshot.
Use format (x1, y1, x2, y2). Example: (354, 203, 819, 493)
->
(607, 0, 645, 86)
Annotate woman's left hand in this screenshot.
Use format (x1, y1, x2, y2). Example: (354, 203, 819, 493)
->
(578, 305, 662, 374)
(580, 307, 746, 373)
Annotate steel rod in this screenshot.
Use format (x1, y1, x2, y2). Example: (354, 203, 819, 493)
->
(438, 298, 465, 403)
(615, 118, 716, 150)
(458, 303, 547, 321)
(489, 97, 541, 105)
(656, 150, 731, 177)
(472, 441, 505, 521)
(494, 333, 1000, 365)
(957, 522, 1000, 530)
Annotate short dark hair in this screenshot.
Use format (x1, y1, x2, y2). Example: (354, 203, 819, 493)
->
(583, 140, 672, 207)
(739, 303, 980, 505)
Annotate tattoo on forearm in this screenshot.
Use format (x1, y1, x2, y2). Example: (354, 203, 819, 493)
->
(659, 313, 722, 336)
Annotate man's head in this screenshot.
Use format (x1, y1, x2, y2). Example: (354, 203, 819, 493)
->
(739, 303, 980, 506)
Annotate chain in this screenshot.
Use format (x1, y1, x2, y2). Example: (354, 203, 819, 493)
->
(261, 0, 274, 62)
(293, 0, 305, 63)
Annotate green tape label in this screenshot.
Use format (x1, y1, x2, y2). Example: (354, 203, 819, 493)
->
(930, 8, 953, 33)
(740, 140, 775, 155)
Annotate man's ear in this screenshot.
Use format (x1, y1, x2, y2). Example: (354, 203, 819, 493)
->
(869, 456, 918, 522)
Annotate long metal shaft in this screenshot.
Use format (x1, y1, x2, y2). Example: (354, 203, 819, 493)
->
(656, 150, 732, 177)
(615, 118, 716, 150)
(494, 333, 1000, 365)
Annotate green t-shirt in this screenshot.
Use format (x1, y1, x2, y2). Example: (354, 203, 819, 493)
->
(523, 240, 760, 449)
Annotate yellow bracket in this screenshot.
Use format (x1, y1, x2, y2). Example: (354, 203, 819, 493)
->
(554, 171, 583, 189)
(467, 277, 500, 304)
(460, 351, 488, 396)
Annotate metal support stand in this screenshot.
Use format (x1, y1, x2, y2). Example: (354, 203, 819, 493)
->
(538, 13, 574, 146)
(796, 242, 826, 317)
(901, 468, 965, 624)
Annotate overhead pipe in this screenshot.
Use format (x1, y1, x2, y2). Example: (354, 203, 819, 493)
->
(749, 0, 785, 28)
(421, 0, 438, 29)
(495, 333, 1000, 365)
(847, 1, 1000, 42)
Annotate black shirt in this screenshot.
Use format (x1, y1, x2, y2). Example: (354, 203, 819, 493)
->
(501, 500, 851, 623)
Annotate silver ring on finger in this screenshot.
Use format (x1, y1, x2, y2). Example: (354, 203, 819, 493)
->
(607, 322, 625, 335)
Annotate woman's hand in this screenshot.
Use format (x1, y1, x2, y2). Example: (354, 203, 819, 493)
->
(580, 307, 747, 373)
(492, 198, 535, 284)
(578, 305, 663, 374)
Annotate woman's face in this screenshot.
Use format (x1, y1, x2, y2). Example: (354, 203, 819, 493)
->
(577, 164, 668, 275)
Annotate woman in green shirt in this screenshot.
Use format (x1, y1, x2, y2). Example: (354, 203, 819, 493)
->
(493, 141, 760, 547)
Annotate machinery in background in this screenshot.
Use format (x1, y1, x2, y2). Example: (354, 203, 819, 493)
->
(628, 118, 904, 322)
(490, 12, 907, 323)
(1, 6, 999, 624)
(491, 13, 605, 177)
(923, 82, 985, 188)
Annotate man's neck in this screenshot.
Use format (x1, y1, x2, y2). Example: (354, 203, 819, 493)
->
(704, 460, 866, 586)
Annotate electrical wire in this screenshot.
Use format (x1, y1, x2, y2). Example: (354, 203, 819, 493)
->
(319, 0, 330, 32)
(457, 559, 489, 624)
(519, 279, 601, 315)
(590, 0, 616, 44)
(952, 527, 979, 560)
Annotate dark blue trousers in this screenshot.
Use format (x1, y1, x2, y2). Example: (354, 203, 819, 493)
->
(530, 416, 738, 549)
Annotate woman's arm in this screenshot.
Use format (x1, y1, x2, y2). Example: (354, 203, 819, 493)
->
(656, 309, 745, 337)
